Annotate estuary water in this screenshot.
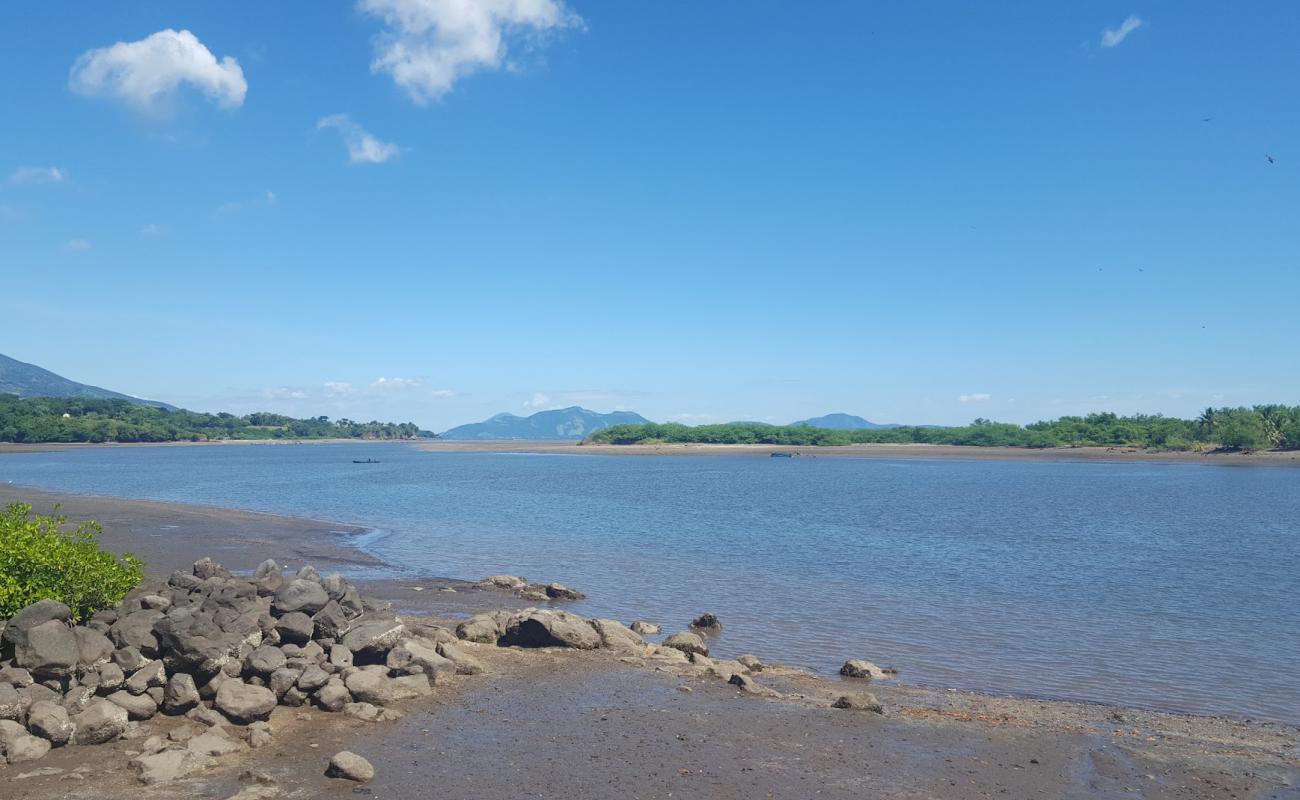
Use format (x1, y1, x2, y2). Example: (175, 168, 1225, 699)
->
(2, 443, 1296, 723)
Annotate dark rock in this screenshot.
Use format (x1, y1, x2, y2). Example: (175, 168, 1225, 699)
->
(71, 700, 130, 744)
(0, 683, 21, 721)
(831, 694, 885, 713)
(97, 662, 125, 692)
(106, 689, 158, 720)
(590, 618, 645, 653)
(689, 613, 722, 632)
(661, 632, 708, 657)
(340, 621, 405, 657)
(456, 613, 505, 644)
(274, 612, 314, 646)
(315, 681, 350, 712)
(544, 582, 586, 600)
(13, 620, 79, 678)
(125, 661, 166, 695)
(435, 641, 484, 675)
(272, 580, 329, 616)
(499, 610, 602, 650)
(251, 560, 283, 596)
(325, 750, 374, 782)
(839, 659, 886, 680)
(215, 680, 277, 723)
(128, 748, 213, 784)
(1, 600, 72, 648)
(112, 645, 151, 672)
(163, 673, 200, 714)
(168, 571, 203, 591)
(0, 665, 34, 687)
(110, 610, 165, 657)
(0, 719, 51, 763)
(386, 640, 454, 683)
(26, 700, 73, 745)
(247, 645, 287, 676)
(311, 601, 350, 641)
(728, 673, 779, 698)
(192, 557, 231, 580)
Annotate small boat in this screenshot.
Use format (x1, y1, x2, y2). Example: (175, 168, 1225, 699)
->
(770, 452, 794, 458)
(352, 458, 381, 464)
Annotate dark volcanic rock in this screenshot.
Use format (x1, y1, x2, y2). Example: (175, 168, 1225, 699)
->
(273, 580, 329, 616)
(499, 610, 602, 650)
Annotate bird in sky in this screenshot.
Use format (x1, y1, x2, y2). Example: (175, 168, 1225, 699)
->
(1266, 154, 1275, 164)
(1202, 117, 1213, 122)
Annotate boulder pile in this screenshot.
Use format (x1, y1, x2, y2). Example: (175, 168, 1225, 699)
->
(478, 574, 587, 602)
(0, 557, 472, 771)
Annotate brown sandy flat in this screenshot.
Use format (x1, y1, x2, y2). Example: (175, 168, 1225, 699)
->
(1, 488, 1296, 799)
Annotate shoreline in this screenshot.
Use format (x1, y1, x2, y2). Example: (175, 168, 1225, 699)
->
(1, 483, 1294, 727)
(6, 438, 1300, 466)
(418, 439, 1300, 465)
(2, 485, 1296, 797)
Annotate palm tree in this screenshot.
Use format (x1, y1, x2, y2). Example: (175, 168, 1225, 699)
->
(1197, 407, 1216, 438)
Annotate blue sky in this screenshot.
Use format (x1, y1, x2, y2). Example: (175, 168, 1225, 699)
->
(2, 2, 1297, 430)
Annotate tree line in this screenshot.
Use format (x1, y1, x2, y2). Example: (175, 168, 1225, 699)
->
(0, 395, 432, 443)
(589, 406, 1300, 451)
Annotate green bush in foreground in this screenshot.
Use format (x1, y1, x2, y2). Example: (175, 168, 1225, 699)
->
(0, 503, 143, 621)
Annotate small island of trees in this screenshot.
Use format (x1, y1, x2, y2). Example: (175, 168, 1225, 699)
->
(588, 406, 1300, 452)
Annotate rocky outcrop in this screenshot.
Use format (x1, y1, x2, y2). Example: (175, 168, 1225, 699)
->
(478, 575, 587, 602)
(840, 659, 888, 680)
(0, 556, 478, 774)
(690, 613, 723, 632)
(498, 609, 603, 649)
(661, 632, 709, 657)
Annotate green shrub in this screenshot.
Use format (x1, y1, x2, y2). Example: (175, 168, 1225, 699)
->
(0, 503, 144, 621)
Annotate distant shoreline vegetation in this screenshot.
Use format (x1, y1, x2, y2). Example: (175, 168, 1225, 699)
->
(0, 395, 432, 443)
(588, 407, 1300, 452)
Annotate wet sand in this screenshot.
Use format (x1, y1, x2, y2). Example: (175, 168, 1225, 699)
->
(1, 486, 1297, 798)
(417, 439, 1300, 466)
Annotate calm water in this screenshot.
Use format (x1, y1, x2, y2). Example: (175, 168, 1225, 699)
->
(2, 443, 1297, 723)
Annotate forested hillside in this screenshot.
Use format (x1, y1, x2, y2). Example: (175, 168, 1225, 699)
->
(0, 395, 429, 443)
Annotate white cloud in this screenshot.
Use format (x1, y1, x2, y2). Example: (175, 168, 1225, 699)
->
(372, 377, 422, 390)
(62, 238, 92, 252)
(10, 166, 66, 185)
(69, 29, 247, 114)
(324, 381, 357, 396)
(264, 190, 277, 205)
(359, 0, 582, 104)
(265, 387, 308, 400)
(317, 114, 403, 164)
(429, 388, 457, 398)
(1101, 16, 1143, 48)
(959, 393, 991, 403)
(523, 391, 552, 410)
(141, 223, 167, 236)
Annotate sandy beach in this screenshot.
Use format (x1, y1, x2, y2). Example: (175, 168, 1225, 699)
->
(1, 485, 1296, 798)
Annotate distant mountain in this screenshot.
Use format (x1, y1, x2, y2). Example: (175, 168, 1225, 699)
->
(440, 406, 651, 440)
(0, 352, 176, 410)
(789, 413, 899, 430)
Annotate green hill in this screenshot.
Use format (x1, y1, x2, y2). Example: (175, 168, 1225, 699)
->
(0, 352, 175, 410)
